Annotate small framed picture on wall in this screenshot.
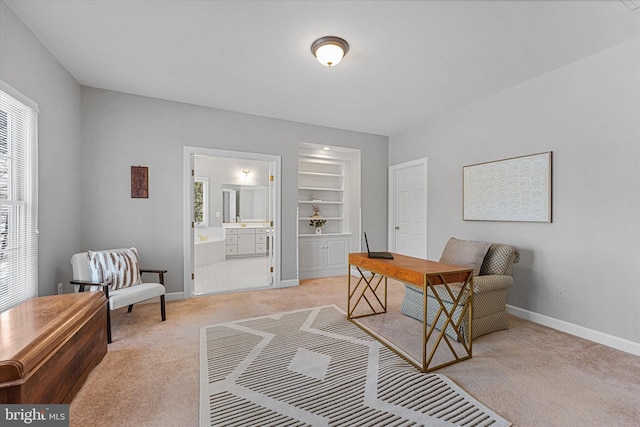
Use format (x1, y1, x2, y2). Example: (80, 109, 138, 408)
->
(131, 166, 149, 198)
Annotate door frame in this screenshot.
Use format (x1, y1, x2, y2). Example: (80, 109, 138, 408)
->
(182, 146, 282, 298)
(388, 157, 428, 258)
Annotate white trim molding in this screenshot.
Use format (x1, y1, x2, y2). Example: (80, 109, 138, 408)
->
(0, 79, 40, 112)
(136, 292, 184, 304)
(507, 305, 640, 357)
(182, 146, 282, 298)
(278, 279, 299, 288)
(165, 292, 184, 301)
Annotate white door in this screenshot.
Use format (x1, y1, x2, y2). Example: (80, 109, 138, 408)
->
(325, 237, 348, 270)
(237, 230, 256, 255)
(389, 158, 428, 258)
(268, 166, 276, 284)
(299, 238, 324, 272)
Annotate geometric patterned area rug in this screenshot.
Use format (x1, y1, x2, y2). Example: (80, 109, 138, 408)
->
(200, 305, 511, 427)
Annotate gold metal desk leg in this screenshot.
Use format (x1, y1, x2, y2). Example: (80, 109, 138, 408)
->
(347, 266, 387, 319)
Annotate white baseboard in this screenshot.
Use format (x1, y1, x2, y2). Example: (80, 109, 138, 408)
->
(278, 279, 299, 288)
(136, 292, 184, 304)
(299, 267, 350, 281)
(165, 292, 184, 301)
(507, 305, 640, 357)
(142, 283, 299, 303)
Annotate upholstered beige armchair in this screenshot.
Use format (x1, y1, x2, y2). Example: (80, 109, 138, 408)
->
(70, 248, 166, 343)
(401, 238, 520, 340)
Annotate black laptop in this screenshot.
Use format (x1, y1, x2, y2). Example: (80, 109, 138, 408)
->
(364, 232, 394, 259)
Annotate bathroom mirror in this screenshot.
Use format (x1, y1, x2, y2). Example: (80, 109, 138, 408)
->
(222, 185, 268, 222)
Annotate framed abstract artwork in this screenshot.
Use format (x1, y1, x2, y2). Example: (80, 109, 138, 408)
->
(463, 152, 552, 222)
(131, 166, 149, 198)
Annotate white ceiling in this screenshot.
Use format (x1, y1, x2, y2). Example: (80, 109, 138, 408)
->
(5, 0, 640, 136)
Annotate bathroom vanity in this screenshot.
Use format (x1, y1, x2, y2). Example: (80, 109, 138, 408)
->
(224, 224, 269, 257)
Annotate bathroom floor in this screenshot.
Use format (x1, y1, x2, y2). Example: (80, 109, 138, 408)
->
(194, 256, 272, 295)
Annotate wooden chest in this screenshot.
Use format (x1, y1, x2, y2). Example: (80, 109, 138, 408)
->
(0, 292, 107, 403)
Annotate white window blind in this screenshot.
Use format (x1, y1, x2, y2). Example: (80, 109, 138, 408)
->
(0, 82, 38, 313)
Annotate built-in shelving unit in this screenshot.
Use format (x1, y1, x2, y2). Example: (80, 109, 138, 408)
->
(298, 156, 346, 236)
(297, 143, 360, 279)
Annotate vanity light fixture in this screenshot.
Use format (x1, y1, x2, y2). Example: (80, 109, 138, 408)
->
(242, 169, 251, 178)
(311, 36, 349, 67)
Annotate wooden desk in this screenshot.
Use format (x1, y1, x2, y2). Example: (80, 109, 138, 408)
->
(0, 292, 108, 403)
(348, 252, 473, 372)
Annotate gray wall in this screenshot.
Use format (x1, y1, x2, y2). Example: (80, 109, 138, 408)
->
(0, 2, 82, 295)
(389, 37, 640, 344)
(81, 87, 388, 293)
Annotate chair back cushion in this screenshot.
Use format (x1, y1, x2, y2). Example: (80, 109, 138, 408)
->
(85, 248, 142, 290)
(479, 243, 520, 276)
(71, 252, 93, 282)
(439, 237, 492, 276)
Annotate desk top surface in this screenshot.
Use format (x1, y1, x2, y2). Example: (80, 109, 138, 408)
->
(349, 252, 472, 287)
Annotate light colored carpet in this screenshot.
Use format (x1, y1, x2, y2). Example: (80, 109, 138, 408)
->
(68, 276, 640, 426)
(200, 305, 511, 426)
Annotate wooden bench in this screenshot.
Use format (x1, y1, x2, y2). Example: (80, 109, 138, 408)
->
(0, 292, 107, 403)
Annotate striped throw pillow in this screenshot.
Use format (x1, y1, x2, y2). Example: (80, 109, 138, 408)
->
(88, 248, 142, 290)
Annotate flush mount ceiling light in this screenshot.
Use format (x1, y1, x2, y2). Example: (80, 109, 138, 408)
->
(311, 36, 349, 67)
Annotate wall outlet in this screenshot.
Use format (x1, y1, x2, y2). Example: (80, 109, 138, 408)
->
(57, 282, 63, 295)
(216, 211, 221, 218)
(556, 286, 566, 299)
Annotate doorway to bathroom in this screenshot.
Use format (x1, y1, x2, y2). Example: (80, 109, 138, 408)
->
(182, 147, 280, 298)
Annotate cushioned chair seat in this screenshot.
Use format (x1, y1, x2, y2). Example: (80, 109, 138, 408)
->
(402, 284, 467, 341)
(109, 282, 165, 310)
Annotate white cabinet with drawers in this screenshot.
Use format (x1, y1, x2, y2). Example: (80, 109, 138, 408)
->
(225, 229, 238, 256)
(255, 228, 268, 254)
(225, 227, 269, 258)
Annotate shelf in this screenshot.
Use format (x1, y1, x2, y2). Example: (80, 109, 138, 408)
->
(299, 217, 342, 221)
(298, 151, 349, 243)
(298, 201, 343, 205)
(299, 157, 344, 164)
(298, 187, 343, 192)
(299, 233, 352, 237)
(299, 171, 343, 177)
